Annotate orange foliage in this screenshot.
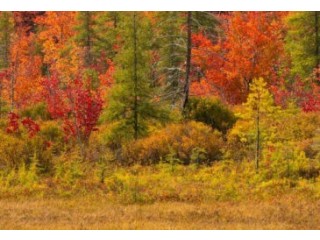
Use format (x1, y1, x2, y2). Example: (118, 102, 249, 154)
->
(36, 12, 79, 81)
(9, 32, 43, 108)
(2, 14, 43, 109)
(191, 12, 288, 104)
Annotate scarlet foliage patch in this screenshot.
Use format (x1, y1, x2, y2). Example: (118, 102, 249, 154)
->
(42, 74, 70, 119)
(271, 78, 320, 112)
(43, 74, 103, 142)
(21, 117, 41, 138)
(64, 79, 103, 141)
(6, 112, 20, 134)
(6, 112, 40, 138)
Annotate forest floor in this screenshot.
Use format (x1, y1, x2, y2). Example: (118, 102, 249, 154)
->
(0, 194, 319, 229)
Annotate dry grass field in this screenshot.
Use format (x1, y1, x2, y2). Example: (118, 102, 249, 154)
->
(0, 194, 319, 230)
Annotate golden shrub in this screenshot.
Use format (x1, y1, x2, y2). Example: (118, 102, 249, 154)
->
(122, 121, 224, 165)
(0, 131, 27, 169)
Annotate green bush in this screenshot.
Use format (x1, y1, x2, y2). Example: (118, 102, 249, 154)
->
(53, 149, 85, 186)
(39, 121, 64, 154)
(184, 97, 237, 134)
(0, 124, 57, 173)
(20, 102, 51, 121)
(0, 131, 27, 169)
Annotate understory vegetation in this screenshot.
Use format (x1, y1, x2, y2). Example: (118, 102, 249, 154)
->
(0, 90, 319, 204)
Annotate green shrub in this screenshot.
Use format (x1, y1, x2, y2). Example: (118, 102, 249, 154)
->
(0, 131, 27, 169)
(20, 102, 51, 121)
(39, 121, 64, 154)
(53, 149, 85, 186)
(184, 97, 237, 134)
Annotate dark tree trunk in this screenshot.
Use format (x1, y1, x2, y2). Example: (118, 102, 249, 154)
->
(182, 11, 192, 112)
(255, 107, 260, 172)
(84, 11, 93, 68)
(133, 12, 138, 140)
(315, 12, 320, 81)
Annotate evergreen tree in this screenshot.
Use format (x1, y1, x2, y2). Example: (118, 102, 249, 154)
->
(0, 12, 14, 117)
(182, 12, 218, 111)
(106, 12, 167, 141)
(192, 11, 219, 41)
(74, 12, 118, 89)
(94, 11, 119, 59)
(155, 12, 186, 108)
(286, 12, 320, 81)
(155, 12, 218, 110)
(75, 11, 97, 68)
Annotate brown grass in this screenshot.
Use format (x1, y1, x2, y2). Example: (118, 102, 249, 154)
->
(0, 194, 319, 229)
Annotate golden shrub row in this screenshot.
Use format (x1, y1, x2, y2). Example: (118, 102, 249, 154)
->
(122, 121, 224, 165)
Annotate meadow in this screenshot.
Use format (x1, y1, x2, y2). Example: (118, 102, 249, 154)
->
(1, 195, 320, 230)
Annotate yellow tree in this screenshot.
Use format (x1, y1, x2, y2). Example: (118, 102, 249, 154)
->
(244, 78, 276, 171)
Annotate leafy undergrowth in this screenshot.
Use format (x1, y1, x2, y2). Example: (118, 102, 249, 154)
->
(1, 159, 319, 204)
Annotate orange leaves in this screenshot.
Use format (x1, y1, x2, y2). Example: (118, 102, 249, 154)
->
(221, 12, 288, 103)
(36, 12, 79, 80)
(191, 12, 288, 104)
(8, 25, 43, 108)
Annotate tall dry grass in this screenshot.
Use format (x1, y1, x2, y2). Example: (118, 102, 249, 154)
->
(0, 194, 319, 229)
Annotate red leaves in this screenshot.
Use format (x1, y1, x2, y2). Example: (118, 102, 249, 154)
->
(6, 112, 20, 134)
(6, 112, 40, 138)
(43, 74, 70, 119)
(43, 74, 103, 142)
(64, 79, 103, 141)
(21, 117, 40, 138)
(295, 81, 320, 112)
(271, 78, 320, 112)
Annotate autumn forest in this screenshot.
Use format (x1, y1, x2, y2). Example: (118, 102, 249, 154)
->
(1, 11, 320, 229)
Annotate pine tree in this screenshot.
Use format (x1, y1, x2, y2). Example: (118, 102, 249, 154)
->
(0, 12, 14, 117)
(0, 12, 13, 69)
(155, 12, 218, 110)
(74, 12, 118, 89)
(75, 11, 97, 68)
(182, 12, 218, 111)
(155, 12, 186, 107)
(106, 12, 167, 141)
(94, 12, 119, 59)
(286, 12, 320, 81)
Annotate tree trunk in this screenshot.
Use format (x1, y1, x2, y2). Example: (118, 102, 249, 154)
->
(83, 11, 93, 68)
(133, 12, 138, 140)
(182, 11, 192, 112)
(255, 109, 260, 172)
(315, 11, 320, 81)
(0, 76, 2, 118)
(10, 66, 16, 111)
